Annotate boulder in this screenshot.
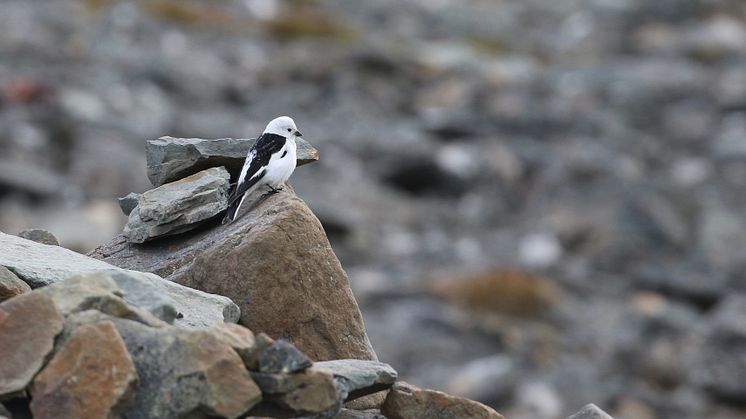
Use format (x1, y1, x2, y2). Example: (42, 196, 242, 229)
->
(146, 136, 319, 187)
(567, 403, 615, 419)
(256, 339, 313, 374)
(0, 232, 239, 328)
(0, 292, 64, 399)
(124, 167, 230, 243)
(113, 319, 262, 418)
(315, 359, 397, 401)
(17, 229, 59, 246)
(0, 266, 31, 303)
(90, 189, 377, 362)
(250, 367, 339, 416)
(381, 382, 505, 419)
(30, 321, 138, 419)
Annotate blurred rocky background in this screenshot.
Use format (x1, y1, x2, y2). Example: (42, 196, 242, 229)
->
(1, 0, 745, 418)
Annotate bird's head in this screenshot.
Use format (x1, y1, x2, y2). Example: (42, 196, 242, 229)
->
(264, 116, 302, 138)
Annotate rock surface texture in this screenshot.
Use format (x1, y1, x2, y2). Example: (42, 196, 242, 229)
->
(0, 265, 31, 302)
(382, 381, 505, 419)
(91, 188, 377, 362)
(124, 166, 231, 243)
(146, 136, 319, 187)
(0, 232, 239, 328)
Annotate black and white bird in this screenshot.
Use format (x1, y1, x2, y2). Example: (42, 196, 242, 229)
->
(222, 116, 301, 224)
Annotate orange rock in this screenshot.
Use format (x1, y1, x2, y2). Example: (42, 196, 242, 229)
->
(382, 381, 505, 419)
(30, 321, 138, 419)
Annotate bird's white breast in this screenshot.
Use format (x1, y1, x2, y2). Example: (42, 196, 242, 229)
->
(264, 138, 297, 188)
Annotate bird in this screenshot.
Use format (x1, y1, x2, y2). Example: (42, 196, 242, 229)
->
(222, 116, 301, 224)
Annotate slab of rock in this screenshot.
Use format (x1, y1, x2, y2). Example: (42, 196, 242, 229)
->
(124, 167, 230, 243)
(30, 321, 138, 418)
(0, 232, 239, 328)
(381, 382, 505, 419)
(146, 136, 319, 187)
(251, 368, 339, 416)
(315, 359, 397, 402)
(17, 229, 59, 246)
(256, 339, 313, 373)
(567, 403, 615, 419)
(114, 319, 262, 418)
(0, 292, 64, 399)
(0, 265, 31, 303)
(91, 188, 377, 362)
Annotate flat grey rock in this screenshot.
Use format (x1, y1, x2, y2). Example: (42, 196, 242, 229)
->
(146, 136, 319, 187)
(315, 359, 397, 402)
(0, 232, 239, 328)
(124, 167, 230, 243)
(17, 229, 59, 246)
(567, 403, 615, 419)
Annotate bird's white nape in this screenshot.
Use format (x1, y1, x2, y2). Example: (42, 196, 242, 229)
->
(264, 116, 297, 136)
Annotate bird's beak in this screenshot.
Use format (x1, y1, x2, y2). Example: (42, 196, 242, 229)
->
(294, 130, 303, 137)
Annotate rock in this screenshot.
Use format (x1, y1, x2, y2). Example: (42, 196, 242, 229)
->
(0, 232, 239, 328)
(123, 167, 230, 243)
(91, 189, 377, 361)
(0, 292, 64, 399)
(335, 409, 386, 419)
(0, 403, 10, 418)
(146, 136, 319, 187)
(566, 403, 615, 419)
(256, 339, 313, 373)
(102, 270, 179, 325)
(30, 321, 138, 419)
(114, 319, 262, 418)
(205, 323, 259, 366)
(381, 382, 505, 419)
(251, 367, 339, 416)
(118, 192, 140, 216)
(315, 359, 397, 401)
(0, 266, 31, 303)
(17, 229, 59, 246)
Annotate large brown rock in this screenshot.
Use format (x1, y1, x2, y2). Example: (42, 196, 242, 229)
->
(381, 382, 505, 419)
(30, 321, 138, 419)
(90, 189, 377, 362)
(0, 265, 30, 303)
(0, 292, 64, 399)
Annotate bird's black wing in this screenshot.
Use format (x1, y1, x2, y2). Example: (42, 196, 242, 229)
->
(223, 133, 286, 223)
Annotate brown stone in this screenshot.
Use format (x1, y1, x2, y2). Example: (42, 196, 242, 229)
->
(0, 266, 30, 303)
(381, 382, 505, 419)
(0, 292, 64, 399)
(30, 321, 138, 419)
(90, 188, 376, 362)
(206, 322, 259, 366)
(250, 367, 339, 416)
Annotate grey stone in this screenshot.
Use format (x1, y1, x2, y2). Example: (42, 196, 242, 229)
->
(250, 367, 339, 416)
(566, 403, 615, 419)
(146, 136, 319, 187)
(117, 192, 140, 216)
(0, 265, 31, 303)
(124, 167, 230, 243)
(17, 229, 59, 246)
(335, 409, 386, 419)
(315, 359, 397, 402)
(112, 319, 262, 419)
(0, 232, 239, 328)
(256, 339, 313, 373)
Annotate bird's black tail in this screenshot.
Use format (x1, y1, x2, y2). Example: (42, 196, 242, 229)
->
(222, 200, 240, 224)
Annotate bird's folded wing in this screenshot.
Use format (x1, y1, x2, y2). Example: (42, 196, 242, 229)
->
(226, 133, 287, 203)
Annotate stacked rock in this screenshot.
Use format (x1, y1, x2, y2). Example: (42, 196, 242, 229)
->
(119, 136, 319, 243)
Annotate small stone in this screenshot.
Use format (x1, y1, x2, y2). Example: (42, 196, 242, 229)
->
(17, 229, 59, 246)
(0, 266, 31, 303)
(314, 359, 397, 402)
(250, 367, 339, 416)
(30, 321, 138, 419)
(206, 323, 259, 366)
(381, 381, 505, 419)
(0, 292, 64, 398)
(256, 339, 313, 373)
(566, 403, 615, 419)
(118, 193, 140, 216)
(124, 167, 231, 243)
(146, 136, 319, 187)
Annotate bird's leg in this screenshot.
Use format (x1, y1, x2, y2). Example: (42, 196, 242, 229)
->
(267, 185, 283, 194)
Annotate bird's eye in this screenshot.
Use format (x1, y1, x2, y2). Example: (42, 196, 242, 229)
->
(287, 128, 292, 132)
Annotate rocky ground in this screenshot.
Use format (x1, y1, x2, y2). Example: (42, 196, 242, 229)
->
(1, 0, 746, 418)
